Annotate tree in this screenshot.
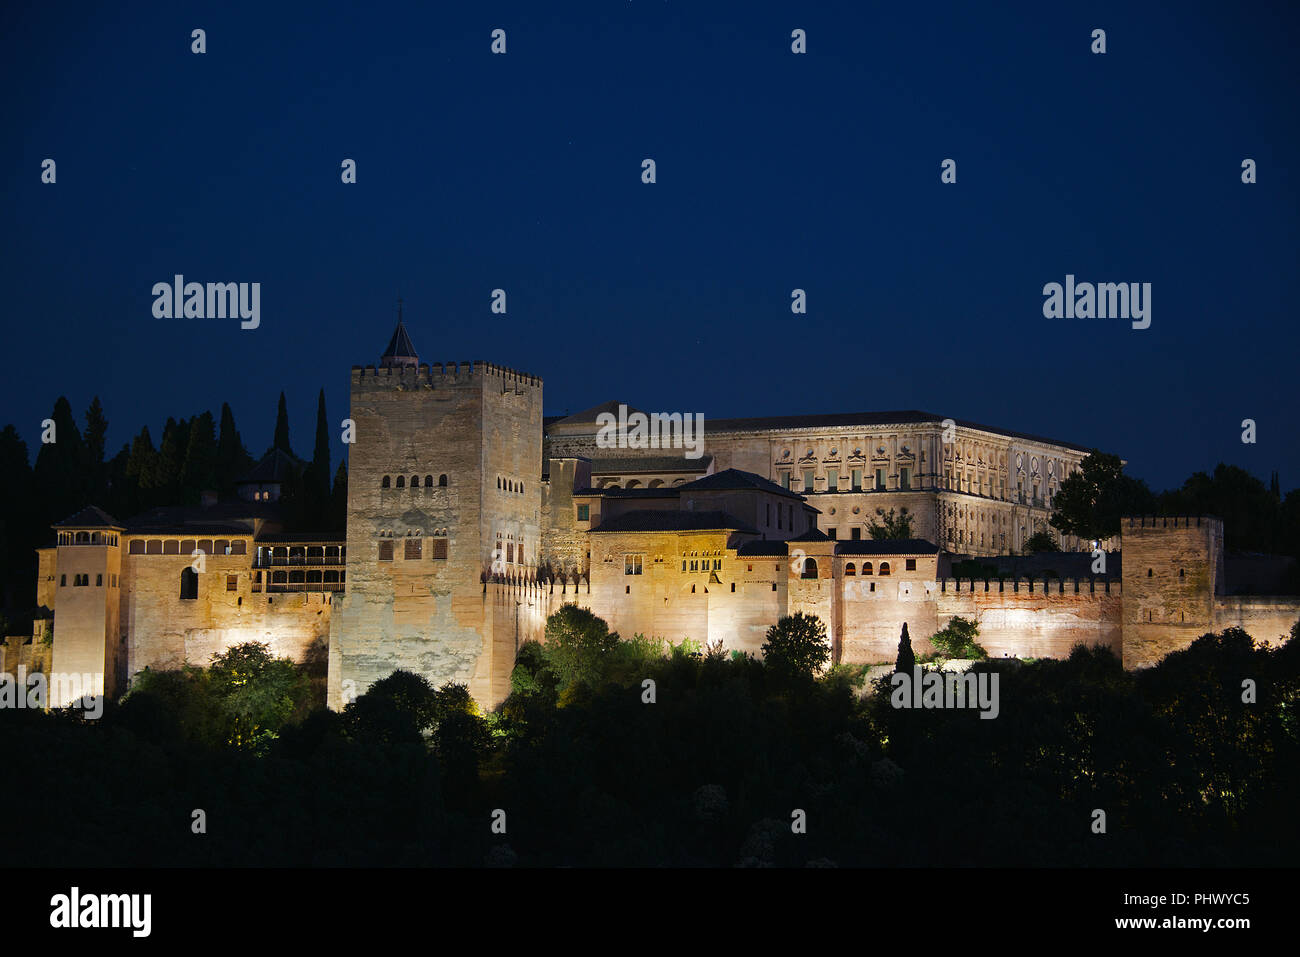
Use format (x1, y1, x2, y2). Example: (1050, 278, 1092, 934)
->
(1158, 464, 1278, 553)
(1023, 522, 1061, 554)
(206, 641, 310, 750)
(895, 622, 915, 673)
(329, 462, 349, 532)
(761, 612, 830, 679)
(82, 396, 109, 504)
(180, 411, 218, 503)
(0, 425, 36, 607)
(272, 391, 292, 455)
(867, 507, 914, 540)
(155, 417, 190, 502)
(216, 402, 253, 495)
(542, 604, 620, 692)
(32, 396, 85, 526)
(929, 616, 988, 659)
(1049, 450, 1156, 542)
(310, 389, 330, 498)
(364, 669, 439, 734)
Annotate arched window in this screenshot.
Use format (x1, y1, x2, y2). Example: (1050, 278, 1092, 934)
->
(497, 477, 501, 489)
(438, 474, 448, 487)
(180, 567, 199, 599)
(801, 558, 818, 579)
(425, 475, 434, 487)
(410, 476, 418, 489)
(845, 562, 856, 576)
(879, 562, 891, 576)
(382, 475, 391, 488)
(863, 562, 873, 575)
(396, 476, 405, 489)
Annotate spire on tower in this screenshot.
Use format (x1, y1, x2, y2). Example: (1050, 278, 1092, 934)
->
(380, 297, 419, 368)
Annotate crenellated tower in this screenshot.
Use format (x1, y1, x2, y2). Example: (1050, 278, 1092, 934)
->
(327, 310, 543, 709)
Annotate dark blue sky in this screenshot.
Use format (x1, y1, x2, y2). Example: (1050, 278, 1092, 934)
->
(4, 0, 1297, 492)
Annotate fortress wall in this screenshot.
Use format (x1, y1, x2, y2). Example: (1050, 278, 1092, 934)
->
(839, 578, 1121, 664)
(1214, 597, 1300, 649)
(120, 553, 329, 682)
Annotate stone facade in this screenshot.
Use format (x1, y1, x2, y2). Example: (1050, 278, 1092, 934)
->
(18, 324, 1300, 714)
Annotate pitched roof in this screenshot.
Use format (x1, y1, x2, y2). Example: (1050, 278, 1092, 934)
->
(588, 454, 712, 475)
(549, 400, 646, 427)
(380, 319, 419, 366)
(701, 410, 1091, 452)
(835, 539, 940, 556)
(239, 447, 302, 484)
(789, 527, 831, 542)
(736, 540, 790, 557)
(53, 505, 123, 529)
(591, 510, 758, 535)
(573, 486, 679, 499)
(678, 468, 804, 500)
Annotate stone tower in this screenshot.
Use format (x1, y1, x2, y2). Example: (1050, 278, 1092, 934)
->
(1120, 515, 1224, 668)
(48, 507, 124, 705)
(327, 314, 543, 709)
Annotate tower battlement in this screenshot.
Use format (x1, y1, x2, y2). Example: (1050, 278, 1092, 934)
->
(351, 361, 542, 392)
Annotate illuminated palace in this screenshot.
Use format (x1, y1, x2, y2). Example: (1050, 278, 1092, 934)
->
(11, 317, 1300, 708)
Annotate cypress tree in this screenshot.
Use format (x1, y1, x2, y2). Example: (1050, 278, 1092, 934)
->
(216, 402, 253, 494)
(273, 392, 291, 455)
(895, 621, 915, 673)
(311, 389, 330, 499)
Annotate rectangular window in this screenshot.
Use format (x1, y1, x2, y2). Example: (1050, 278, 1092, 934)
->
(851, 468, 862, 491)
(405, 539, 422, 560)
(682, 560, 687, 571)
(781, 471, 791, 490)
(96, 574, 103, 586)
(625, 555, 642, 575)
(906, 559, 916, 571)
(802, 469, 815, 492)
(827, 528, 837, 540)
(506, 543, 515, 564)
(577, 505, 590, 521)
(766, 503, 772, 526)
(876, 468, 887, 490)
(826, 467, 838, 491)
(226, 574, 238, 591)
(378, 541, 394, 562)
(900, 467, 911, 490)
(60, 574, 66, 586)
(851, 527, 861, 540)
(431, 538, 448, 560)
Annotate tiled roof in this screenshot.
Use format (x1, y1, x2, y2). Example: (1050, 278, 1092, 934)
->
(550, 400, 646, 427)
(588, 454, 712, 474)
(238, 448, 302, 484)
(677, 468, 803, 500)
(381, 319, 419, 363)
(789, 527, 831, 542)
(704, 410, 1090, 452)
(834, 539, 940, 556)
(53, 505, 123, 529)
(591, 510, 758, 535)
(573, 487, 679, 498)
(736, 540, 790, 557)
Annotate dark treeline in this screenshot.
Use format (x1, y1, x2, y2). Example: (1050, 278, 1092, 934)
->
(0, 391, 347, 625)
(3, 612, 1297, 867)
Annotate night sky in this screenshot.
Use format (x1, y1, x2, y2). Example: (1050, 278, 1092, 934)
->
(4, 0, 1297, 492)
